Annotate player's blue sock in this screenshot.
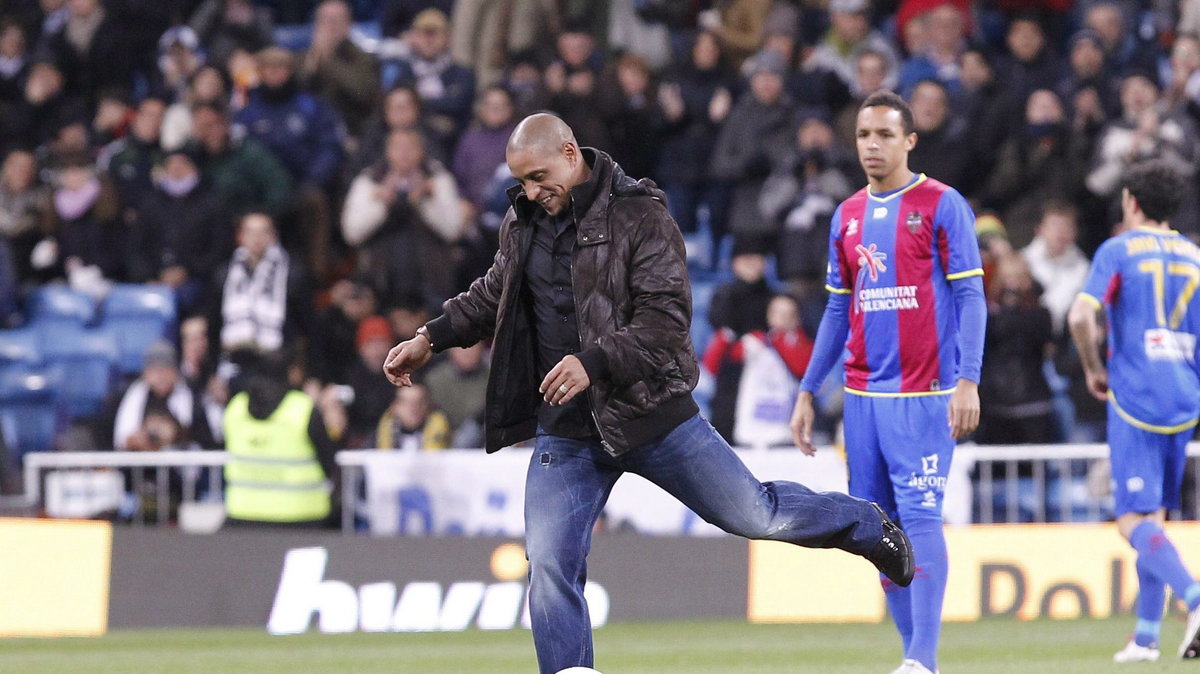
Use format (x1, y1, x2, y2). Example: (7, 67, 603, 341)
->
(1130, 521, 1200, 611)
(903, 518, 947, 672)
(883, 579, 913, 652)
(1134, 557, 1165, 647)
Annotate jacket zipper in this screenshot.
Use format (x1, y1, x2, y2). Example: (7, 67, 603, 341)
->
(571, 206, 614, 455)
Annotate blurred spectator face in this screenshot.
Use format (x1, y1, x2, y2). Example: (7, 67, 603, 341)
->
(358, 333, 391, 369)
(67, 0, 100, 18)
(2, 150, 36, 192)
(1037, 208, 1077, 258)
(391, 385, 431, 430)
(909, 81, 948, 132)
(24, 62, 63, 104)
(766, 295, 800, 332)
(798, 117, 834, 149)
(959, 50, 992, 90)
(192, 106, 229, 153)
(257, 50, 295, 89)
(0, 23, 25, 59)
(693, 31, 720, 70)
(388, 305, 428, 340)
(1069, 37, 1104, 78)
(313, 1, 351, 45)
(52, 121, 90, 155)
(557, 32, 593, 69)
(1024, 89, 1064, 124)
(385, 129, 423, 175)
(1085, 4, 1123, 51)
(336, 280, 376, 321)
(40, 0, 65, 12)
(448, 343, 484, 372)
(162, 153, 198, 182)
(409, 19, 449, 61)
(57, 163, 94, 191)
(144, 361, 179, 397)
(903, 12, 931, 54)
(995, 257, 1037, 306)
(191, 66, 227, 103)
(762, 34, 796, 66)
(1172, 35, 1200, 77)
(1006, 18, 1045, 63)
(855, 51, 888, 95)
(477, 87, 514, 129)
(750, 69, 784, 105)
(617, 55, 651, 96)
(731, 252, 766, 282)
(180, 316, 208, 368)
(236, 213, 277, 259)
(831, 9, 869, 44)
(927, 4, 965, 53)
(384, 87, 420, 129)
(132, 98, 166, 143)
(1119, 75, 1158, 118)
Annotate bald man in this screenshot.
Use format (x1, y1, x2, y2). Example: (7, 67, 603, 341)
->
(384, 114, 913, 674)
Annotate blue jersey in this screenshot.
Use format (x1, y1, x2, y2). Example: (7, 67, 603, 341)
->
(825, 174, 982, 395)
(1079, 226, 1200, 432)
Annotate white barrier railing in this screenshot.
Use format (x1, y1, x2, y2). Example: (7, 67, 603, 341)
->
(22, 450, 228, 524)
(18, 442, 1200, 531)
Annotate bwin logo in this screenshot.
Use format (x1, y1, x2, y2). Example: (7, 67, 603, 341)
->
(266, 547, 610, 635)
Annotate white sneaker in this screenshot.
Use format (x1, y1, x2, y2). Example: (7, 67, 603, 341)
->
(1179, 605, 1200, 658)
(890, 659, 937, 674)
(1113, 639, 1160, 663)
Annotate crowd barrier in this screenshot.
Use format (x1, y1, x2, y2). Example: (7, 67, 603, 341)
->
(20, 443, 1200, 530)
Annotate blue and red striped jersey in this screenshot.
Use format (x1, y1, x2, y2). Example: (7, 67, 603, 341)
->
(825, 174, 982, 395)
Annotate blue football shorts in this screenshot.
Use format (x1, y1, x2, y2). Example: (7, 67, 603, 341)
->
(1107, 403, 1192, 516)
(842, 392, 955, 524)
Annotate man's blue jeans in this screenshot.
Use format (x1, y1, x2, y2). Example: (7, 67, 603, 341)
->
(524, 413, 884, 673)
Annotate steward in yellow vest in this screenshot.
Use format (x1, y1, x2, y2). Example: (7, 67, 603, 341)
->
(224, 387, 332, 525)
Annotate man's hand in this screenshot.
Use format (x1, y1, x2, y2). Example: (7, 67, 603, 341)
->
(540, 355, 591, 406)
(948, 379, 980, 440)
(1084, 367, 1109, 401)
(383, 336, 433, 386)
(790, 391, 817, 456)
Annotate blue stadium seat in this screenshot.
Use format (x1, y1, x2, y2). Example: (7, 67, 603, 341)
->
(0, 368, 61, 461)
(41, 326, 119, 420)
(26, 285, 96, 330)
(690, 279, 719, 353)
(100, 285, 177, 375)
(0, 328, 42, 380)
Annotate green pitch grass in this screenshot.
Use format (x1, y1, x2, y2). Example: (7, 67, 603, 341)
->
(0, 616, 1196, 673)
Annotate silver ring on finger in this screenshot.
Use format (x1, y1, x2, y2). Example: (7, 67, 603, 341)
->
(558, 384, 570, 394)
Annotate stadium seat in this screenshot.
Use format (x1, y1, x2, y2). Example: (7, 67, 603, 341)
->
(0, 328, 42, 381)
(25, 285, 96, 330)
(100, 285, 178, 375)
(41, 326, 119, 420)
(0, 368, 61, 462)
(690, 279, 719, 353)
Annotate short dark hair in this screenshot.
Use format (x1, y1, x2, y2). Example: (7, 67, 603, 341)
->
(1124, 160, 1185, 223)
(860, 89, 914, 134)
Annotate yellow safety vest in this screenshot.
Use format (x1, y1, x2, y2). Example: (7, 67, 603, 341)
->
(223, 390, 330, 522)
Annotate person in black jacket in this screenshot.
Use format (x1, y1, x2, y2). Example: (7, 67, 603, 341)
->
(383, 113, 914, 674)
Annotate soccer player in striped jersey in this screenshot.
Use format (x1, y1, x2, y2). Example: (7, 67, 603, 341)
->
(1068, 161, 1200, 663)
(791, 90, 987, 674)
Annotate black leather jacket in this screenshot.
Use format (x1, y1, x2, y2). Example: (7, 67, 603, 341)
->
(425, 149, 699, 455)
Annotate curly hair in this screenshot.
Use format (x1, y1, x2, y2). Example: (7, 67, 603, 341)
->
(1123, 160, 1186, 223)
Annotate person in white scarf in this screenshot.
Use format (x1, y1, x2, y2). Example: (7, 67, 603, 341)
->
(219, 213, 290, 353)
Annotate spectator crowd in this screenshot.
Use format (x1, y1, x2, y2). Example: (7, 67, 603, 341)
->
(3, 0, 1200, 491)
